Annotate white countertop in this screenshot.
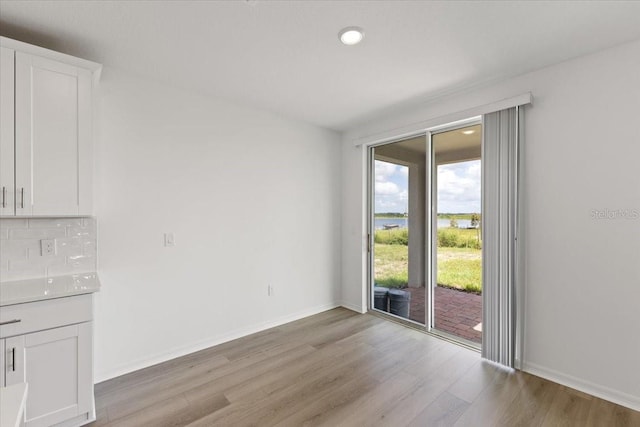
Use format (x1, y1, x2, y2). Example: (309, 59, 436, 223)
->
(0, 383, 28, 427)
(0, 273, 100, 306)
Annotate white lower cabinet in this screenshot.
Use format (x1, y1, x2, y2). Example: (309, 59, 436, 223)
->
(1, 295, 95, 427)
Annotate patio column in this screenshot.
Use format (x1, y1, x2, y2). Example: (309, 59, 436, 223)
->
(408, 162, 425, 288)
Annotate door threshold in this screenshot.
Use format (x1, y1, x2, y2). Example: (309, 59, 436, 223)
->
(368, 309, 481, 353)
(429, 328, 481, 352)
(368, 308, 426, 330)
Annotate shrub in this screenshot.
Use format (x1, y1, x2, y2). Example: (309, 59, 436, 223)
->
(375, 275, 408, 288)
(374, 227, 481, 249)
(438, 228, 460, 247)
(374, 228, 408, 245)
(437, 228, 481, 249)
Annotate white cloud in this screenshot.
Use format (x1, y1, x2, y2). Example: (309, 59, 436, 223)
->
(437, 160, 481, 213)
(466, 162, 481, 181)
(374, 160, 408, 213)
(373, 159, 479, 214)
(375, 161, 399, 182)
(375, 181, 400, 195)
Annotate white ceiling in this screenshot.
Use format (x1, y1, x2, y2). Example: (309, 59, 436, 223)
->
(2, 1, 640, 131)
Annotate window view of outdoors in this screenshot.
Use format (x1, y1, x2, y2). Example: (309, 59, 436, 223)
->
(435, 159, 482, 343)
(372, 159, 419, 322)
(372, 125, 482, 344)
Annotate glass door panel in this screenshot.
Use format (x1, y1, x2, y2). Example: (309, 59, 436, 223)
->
(431, 124, 483, 346)
(370, 136, 426, 325)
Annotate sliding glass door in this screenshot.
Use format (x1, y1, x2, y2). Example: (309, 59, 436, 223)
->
(368, 119, 483, 348)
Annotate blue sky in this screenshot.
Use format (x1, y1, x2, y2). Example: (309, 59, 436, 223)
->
(374, 159, 481, 213)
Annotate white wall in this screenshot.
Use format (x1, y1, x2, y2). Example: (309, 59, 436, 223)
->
(93, 68, 341, 381)
(341, 40, 640, 409)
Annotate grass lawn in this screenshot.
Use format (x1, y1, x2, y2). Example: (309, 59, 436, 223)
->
(437, 248, 482, 293)
(373, 244, 409, 288)
(374, 244, 481, 293)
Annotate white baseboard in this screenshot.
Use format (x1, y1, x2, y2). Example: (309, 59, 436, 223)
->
(340, 301, 367, 314)
(95, 301, 340, 383)
(523, 362, 640, 412)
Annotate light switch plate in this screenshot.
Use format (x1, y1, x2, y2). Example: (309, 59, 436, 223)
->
(164, 233, 175, 247)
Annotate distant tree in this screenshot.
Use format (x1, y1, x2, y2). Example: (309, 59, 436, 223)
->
(470, 213, 481, 228)
(374, 212, 405, 218)
(449, 218, 458, 228)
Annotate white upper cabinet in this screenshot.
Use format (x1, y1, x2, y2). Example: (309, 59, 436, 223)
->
(0, 37, 101, 216)
(15, 52, 92, 215)
(0, 46, 15, 216)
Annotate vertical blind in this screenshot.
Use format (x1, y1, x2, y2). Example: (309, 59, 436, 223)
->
(482, 106, 524, 368)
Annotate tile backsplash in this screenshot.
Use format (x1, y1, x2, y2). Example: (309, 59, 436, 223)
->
(0, 217, 97, 283)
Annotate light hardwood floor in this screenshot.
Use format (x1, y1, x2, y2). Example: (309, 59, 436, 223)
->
(91, 308, 639, 426)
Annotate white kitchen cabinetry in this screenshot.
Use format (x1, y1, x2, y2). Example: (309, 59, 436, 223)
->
(0, 46, 15, 216)
(1, 294, 95, 427)
(0, 37, 101, 216)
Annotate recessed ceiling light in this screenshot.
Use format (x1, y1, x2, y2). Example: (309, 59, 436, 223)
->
(339, 27, 364, 46)
(462, 129, 475, 135)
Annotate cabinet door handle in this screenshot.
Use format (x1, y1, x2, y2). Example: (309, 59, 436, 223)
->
(0, 319, 22, 326)
(20, 187, 24, 209)
(1, 186, 5, 208)
(11, 347, 16, 371)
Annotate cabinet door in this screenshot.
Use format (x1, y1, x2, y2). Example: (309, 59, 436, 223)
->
(5, 323, 93, 427)
(0, 46, 15, 215)
(14, 52, 93, 216)
(0, 338, 7, 386)
(4, 335, 26, 386)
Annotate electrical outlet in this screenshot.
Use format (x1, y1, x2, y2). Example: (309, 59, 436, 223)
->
(40, 239, 56, 256)
(164, 233, 175, 247)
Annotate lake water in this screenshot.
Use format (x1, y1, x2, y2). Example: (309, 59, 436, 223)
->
(375, 218, 475, 229)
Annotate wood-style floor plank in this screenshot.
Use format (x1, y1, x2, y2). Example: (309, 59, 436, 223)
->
(407, 391, 469, 427)
(541, 386, 592, 427)
(311, 371, 420, 426)
(453, 367, 523, 426)
(91, 308, 640, 427)
(446, 360, 501, 404)
(494, 371, 559, 427)
(370, 348, 479, 426)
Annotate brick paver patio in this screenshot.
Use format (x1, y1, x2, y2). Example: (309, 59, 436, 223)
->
(403, 286, 482, 344)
